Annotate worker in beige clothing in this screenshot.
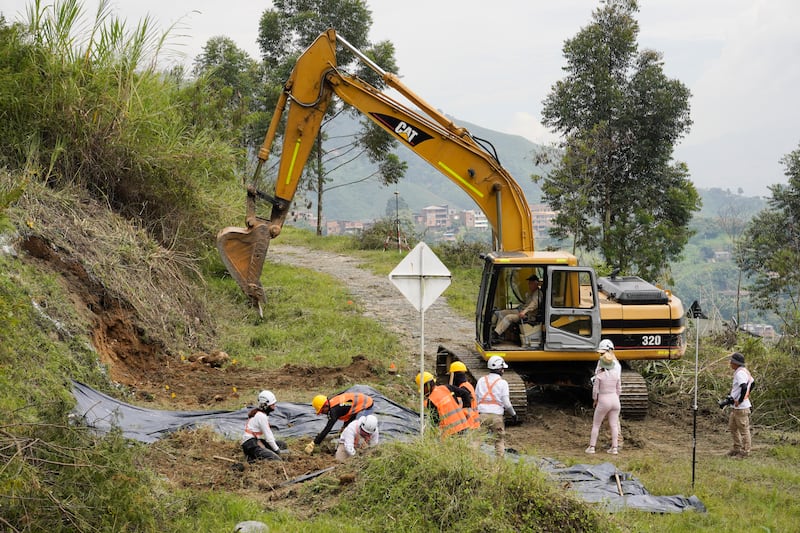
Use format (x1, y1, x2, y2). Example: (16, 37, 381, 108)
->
(492, 274, 542, 342)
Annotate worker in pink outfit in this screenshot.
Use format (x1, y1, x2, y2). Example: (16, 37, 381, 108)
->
(586, 352, 622, 455)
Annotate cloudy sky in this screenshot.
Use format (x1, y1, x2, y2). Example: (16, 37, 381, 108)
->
(3, 0, 798, 196)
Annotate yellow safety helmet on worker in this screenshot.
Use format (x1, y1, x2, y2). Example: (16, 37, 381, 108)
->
(449, 361, 467, 373)
(312, 394, 328, 414)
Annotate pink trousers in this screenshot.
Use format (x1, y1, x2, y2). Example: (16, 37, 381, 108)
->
(589, 392, 620, 448)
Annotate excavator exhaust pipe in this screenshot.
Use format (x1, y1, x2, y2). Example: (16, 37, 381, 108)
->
(216, 220, 272, 316)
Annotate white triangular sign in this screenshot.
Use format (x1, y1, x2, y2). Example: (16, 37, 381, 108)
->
(389, 242, 451, 312)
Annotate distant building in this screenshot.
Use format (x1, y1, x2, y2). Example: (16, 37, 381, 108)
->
(530, 203, 556, 238)
(326, 220, 365, 236)
(421, 205, 449, 228)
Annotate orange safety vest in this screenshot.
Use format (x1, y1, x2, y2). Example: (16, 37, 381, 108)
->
(329, 392, 374, 422)
(459, 382, 481, 429)
(427, 385, 473, 437)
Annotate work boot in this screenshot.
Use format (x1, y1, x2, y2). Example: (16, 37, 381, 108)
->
(726, 449, 742, 457)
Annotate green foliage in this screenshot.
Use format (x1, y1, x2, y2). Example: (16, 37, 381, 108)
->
(210, 260, 406, 372)
(539, 0, 699, 282)
(355, 216, 417, 251)
(0, 1, 239, 250)
(325, 437, 611, 533)
(736, 141, 800, 338)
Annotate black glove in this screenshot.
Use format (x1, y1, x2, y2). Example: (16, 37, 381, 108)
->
(508, 414, 520, 426)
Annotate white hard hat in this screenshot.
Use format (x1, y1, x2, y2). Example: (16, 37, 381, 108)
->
(487, 355, 508, 370)
(359, 414, 378, 435)
(257, 390, 277, 407)
(597, 339, 615, 353)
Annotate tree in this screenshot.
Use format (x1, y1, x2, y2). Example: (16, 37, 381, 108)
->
(539, 0, 699, 282)
(190, 36, 267, 150)
(256, 0, 406, 235)
(717, 203, 750, 324)
(736, 142, 800, 337)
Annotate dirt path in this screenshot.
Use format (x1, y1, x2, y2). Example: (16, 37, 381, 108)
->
(268, 244, 475, 357)
(268, 244, 732, 460)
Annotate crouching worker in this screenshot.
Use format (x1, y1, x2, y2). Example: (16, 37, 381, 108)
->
(241, 390, 285, 462)
(416, 372, 475, 438)
(335, 414, 380, 462)
(305, 391, 374, 455)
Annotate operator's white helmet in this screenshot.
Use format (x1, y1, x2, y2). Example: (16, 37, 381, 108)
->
(359, 414, 378, 435)
(597, 339, 615, 353)
(487, 355, 508, 370)
(257, 390, 277, 407)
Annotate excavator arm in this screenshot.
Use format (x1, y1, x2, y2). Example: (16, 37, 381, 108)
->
(217, 29, 534, 312)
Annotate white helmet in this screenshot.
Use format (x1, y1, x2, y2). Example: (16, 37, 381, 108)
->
(257, 390, 277, 407)
(487, 355, 508, 370)
(597, 339, 615, 353)
(359, 414, 378, 435)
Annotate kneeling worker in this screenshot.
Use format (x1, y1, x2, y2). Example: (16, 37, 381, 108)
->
(335, 414, 380, 462)
(305, 391, 374, 455)
(416, 372, 476, 437)
(241, 390, 285, 462)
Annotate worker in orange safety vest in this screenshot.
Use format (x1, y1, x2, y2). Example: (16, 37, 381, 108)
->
(416, 372, 475, 437)
(305, 391, 374, 455)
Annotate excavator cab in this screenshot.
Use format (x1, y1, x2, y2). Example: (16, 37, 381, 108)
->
(476, 254, 600, 359)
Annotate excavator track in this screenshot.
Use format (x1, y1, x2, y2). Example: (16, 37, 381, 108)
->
(620, 369, 649, 420)
(436, 345, 528, 420)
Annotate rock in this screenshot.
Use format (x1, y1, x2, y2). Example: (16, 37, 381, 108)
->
(234, 521, 269, 532)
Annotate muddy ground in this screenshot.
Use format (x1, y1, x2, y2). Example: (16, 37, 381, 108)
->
(47, 242, 734, 506)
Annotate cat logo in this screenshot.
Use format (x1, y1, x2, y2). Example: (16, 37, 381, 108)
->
(370, 112, 433, 147)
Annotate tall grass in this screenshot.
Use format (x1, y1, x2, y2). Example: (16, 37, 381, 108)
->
(0, 0, 239, 249)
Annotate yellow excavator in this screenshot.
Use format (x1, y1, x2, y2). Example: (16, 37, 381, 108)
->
(217, 29, 686, 419)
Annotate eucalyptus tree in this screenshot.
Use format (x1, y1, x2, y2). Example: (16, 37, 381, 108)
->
(539, 0, 699, 282)
(256, 0, 406, 235)
(736, 142, 800, 337)
(191, 36, 266, 150)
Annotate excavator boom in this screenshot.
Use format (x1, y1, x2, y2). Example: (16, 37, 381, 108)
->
(217, 29, 534, 311)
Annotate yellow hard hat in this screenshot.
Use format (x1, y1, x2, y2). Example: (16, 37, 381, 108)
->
(449, 361, 467, 373)
(415, 371, 435, 390)
(311, 394, 328, 414)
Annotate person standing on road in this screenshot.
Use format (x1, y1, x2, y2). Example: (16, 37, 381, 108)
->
(475, 355, 518, 458)
(727, 352, 755, 458)
(335, 414, 380, 462)
(493, 274, 543, 342)
(586, 353, 622, 455)
(416, 372, 475, 437)
(305, 391, 374, 455)
(241, 390, 284, 462)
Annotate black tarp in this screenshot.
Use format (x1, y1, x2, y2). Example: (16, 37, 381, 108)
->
(71, 382, 418, 443)
(71, 381, 705, 513)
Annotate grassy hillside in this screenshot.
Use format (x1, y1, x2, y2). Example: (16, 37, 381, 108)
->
(1, 4, 797, 531)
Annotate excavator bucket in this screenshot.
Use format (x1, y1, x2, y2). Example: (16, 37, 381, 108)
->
(216, 220, 272, 315)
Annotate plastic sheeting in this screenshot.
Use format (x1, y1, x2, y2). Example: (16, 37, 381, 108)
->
(71, 382, 419, 443)
(523, 457, 706, 514)
(71, 381, 705, 514)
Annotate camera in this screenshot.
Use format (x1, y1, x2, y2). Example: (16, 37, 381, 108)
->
(717, 395, 735, 409)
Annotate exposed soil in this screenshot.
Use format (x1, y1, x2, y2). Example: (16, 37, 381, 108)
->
(26, 238, 737, 505)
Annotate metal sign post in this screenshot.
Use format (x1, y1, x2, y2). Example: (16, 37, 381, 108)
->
(389, 242, 451, 435)
(688, 300, 707, 489)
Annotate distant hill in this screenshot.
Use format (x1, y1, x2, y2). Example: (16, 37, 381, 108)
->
(317, 114, 549, 222)
(314, 113, 767, 223)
